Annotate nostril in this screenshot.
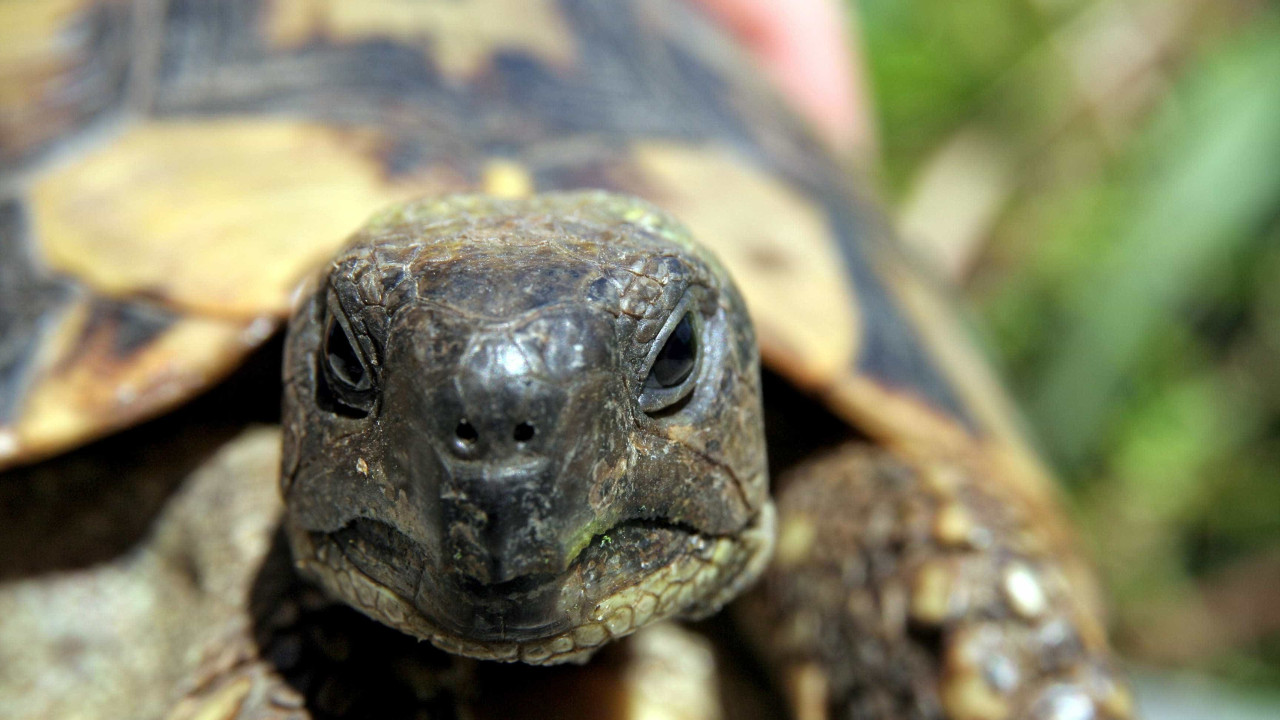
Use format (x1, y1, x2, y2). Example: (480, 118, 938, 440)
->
(455, 419, 479, 444)
(513, 422, 535, 443)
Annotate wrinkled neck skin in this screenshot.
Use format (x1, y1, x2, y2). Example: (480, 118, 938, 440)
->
(281, 192, 774, 664)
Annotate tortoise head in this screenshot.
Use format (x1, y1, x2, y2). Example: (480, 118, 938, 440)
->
(281, 192, 774, 663)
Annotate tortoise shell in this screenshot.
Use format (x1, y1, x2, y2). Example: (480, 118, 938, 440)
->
(1, 0, 1050, 510)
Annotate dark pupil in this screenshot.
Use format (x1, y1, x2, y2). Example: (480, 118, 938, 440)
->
(325, 317, 367, 389)
(650, 313, 696, 388)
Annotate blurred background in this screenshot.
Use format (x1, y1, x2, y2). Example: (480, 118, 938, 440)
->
(849, 0, 1280, 712)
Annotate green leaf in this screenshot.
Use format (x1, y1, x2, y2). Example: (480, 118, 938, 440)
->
(1029, 25, 1280, 467)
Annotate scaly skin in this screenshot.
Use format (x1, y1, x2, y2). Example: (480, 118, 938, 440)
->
(742, 446, 1134, 720)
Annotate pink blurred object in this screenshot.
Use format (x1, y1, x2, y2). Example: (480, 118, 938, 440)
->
(691, 0, 875, 156)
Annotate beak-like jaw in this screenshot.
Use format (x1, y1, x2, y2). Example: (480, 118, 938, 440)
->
(287, 493, 776, 664)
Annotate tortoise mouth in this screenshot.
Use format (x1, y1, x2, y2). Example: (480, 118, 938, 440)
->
(328, 518, 426, 602)
(455, 572, 561, 603)
(294, 502, 775, 663)
(317, 514, 704, 641)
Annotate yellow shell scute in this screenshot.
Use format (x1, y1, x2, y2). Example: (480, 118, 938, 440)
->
(481, 158, 535, 198)
(29, 118, 465, 318)
(0, 302, 263, 468)
(626, 141, 859, 389)
(0, 0, 92, 80)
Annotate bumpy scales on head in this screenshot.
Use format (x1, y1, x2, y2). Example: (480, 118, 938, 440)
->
(282, 192, 775, 664)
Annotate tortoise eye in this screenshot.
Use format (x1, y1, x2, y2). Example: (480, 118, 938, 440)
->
(317, 312, 375, 418)
(325, 315, 369, 391)
(646, 313, 697, 390)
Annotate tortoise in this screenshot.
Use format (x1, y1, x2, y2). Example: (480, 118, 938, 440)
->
(0, 0, 1135, 718)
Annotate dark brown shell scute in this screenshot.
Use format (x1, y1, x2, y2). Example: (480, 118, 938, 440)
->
(829, 203, 976, 429)
(144, 1, 761, 163)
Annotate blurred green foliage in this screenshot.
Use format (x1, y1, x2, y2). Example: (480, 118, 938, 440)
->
(859, 0, 1055, 190)
(856, 0, 1280, 691)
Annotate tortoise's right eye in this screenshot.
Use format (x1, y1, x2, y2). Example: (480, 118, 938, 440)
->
(325, 315, 369, 391)
(317, 312, 375, 418)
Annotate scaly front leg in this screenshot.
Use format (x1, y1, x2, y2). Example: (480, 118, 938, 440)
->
(739, 445, 1135, 720)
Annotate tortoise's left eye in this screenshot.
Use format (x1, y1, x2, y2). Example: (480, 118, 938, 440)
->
(640, 311, 699, 414)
